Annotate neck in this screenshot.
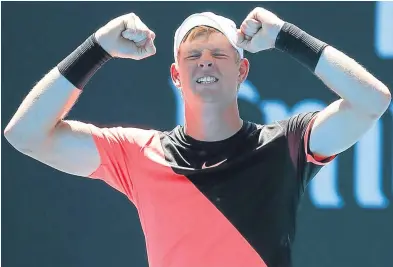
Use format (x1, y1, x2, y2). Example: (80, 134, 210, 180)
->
(183, 99, 243, 141)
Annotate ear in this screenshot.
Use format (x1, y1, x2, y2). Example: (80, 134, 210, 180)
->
(238, 58, 250, 84)
(170, 63, 181, 88)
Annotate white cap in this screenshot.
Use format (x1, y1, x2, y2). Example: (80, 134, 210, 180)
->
(173, 12, 244, 61)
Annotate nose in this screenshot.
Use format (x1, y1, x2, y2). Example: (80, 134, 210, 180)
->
(198, 61, 213, 68)
(198, 52, 214, 68)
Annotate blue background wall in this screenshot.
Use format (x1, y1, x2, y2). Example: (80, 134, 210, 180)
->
(2, 2, 392, 267)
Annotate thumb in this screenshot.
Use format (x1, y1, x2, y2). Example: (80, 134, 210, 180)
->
(149, 31, 156, 41)
(236, 29, 249, 49)
(144, 37, 156, 55)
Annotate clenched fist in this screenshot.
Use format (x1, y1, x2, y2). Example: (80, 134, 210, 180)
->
(236, 7, 285, 53)
(94, 13, 156, 60)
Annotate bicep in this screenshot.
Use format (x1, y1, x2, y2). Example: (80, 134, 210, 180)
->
(26, 120, 101, 177)
(309, 99, 378, 157)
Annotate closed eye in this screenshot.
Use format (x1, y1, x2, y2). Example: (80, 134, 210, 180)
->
(213, 54, 229, 58)
(185, 53, 228, 60)
(186, 55, 199, 60)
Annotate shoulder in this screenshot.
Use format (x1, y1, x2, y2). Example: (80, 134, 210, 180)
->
(247, 111, 320, 145)
(275, 111, 320, 136)
(250, 120, 285, 139)
(88, 123, 163, 148)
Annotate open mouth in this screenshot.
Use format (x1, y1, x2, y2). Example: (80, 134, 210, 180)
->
(196, 76, 219, 84)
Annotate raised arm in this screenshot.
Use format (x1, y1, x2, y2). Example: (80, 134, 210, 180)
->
(237, 7, 391, 158)
(4, 13, 156, 177)
(4, 67, 101, 176)
(309, 46, 391, 157)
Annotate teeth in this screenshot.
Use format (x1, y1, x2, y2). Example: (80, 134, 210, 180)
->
(197, 76, 217, 84)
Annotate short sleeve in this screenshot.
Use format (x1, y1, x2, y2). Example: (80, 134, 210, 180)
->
(86, 124, 156, 204)
(278, 112, 336, 191)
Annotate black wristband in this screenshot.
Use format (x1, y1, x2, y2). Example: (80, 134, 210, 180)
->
(275, 22, 328, 72)
(57, 34, 112, 89)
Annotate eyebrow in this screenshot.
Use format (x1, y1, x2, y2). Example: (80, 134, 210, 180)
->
(186, 48, 228, 55)
(187, 50, 201, 55)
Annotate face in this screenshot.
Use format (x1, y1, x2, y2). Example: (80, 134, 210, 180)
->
(171, 31, 249, 104)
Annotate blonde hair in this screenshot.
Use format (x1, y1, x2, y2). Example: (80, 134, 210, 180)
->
(182, 25, 220, 43)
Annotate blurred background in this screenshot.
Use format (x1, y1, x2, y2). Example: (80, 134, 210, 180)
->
(2, 2, 392, 267)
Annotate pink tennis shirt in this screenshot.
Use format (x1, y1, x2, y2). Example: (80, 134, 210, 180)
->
(87, 111, 335, 267)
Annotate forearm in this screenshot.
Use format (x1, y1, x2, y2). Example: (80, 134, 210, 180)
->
(315, 46, 391, 117)
(4, 68, 81, 145)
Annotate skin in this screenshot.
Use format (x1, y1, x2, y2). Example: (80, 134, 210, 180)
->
(4, 8, 391, 178)
(236, 7, 391, 158)
(170, 32, 250, 141)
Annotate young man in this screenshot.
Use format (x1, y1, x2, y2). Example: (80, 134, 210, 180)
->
(4, 7, 391, 267)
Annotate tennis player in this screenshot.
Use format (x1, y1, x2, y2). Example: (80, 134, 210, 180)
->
(5, 7, 391, 267)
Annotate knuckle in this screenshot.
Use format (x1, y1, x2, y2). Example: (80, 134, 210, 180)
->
(126, 13, 138, 23)
(122, 13, 134, 23)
